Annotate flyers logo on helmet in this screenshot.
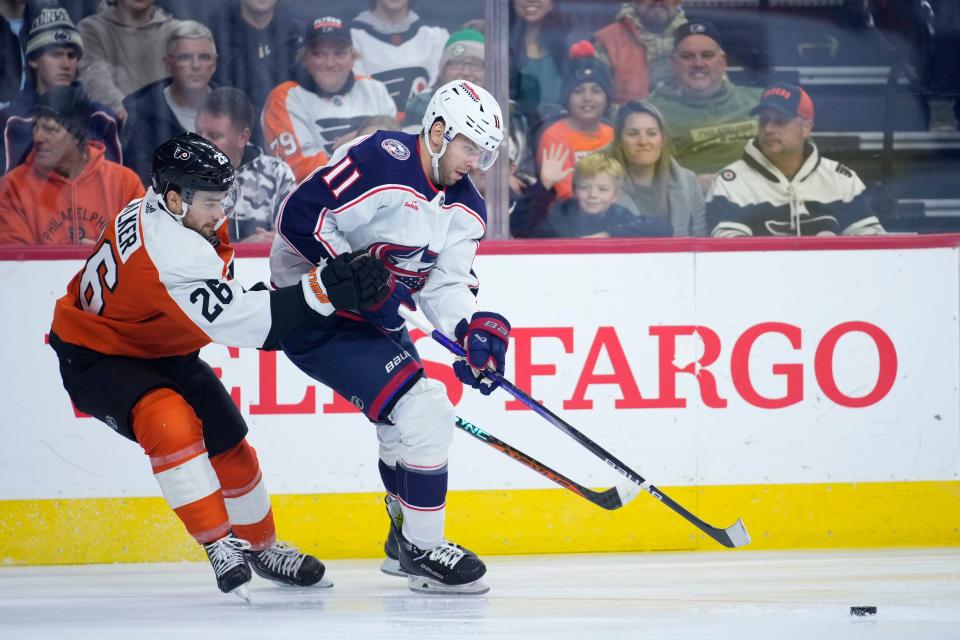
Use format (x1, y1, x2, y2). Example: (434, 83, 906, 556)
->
(173, 146, 191, 161)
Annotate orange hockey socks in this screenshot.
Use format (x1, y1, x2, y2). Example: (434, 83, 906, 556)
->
(131, 388, 229, 544)
(210, 439, 276, 551)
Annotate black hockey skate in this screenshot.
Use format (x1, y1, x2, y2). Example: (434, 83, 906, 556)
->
(246, 541, 332, 588)
(397, 527, 488, 595)
(381, 494, 478, 578)
(203, 533, 252, 602)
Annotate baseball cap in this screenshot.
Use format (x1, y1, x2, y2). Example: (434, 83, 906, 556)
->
(25, 7, 84, 59)
(304, 16, 352, 47)
(750, 82, 815, 121)
(673, 18, 723, 50)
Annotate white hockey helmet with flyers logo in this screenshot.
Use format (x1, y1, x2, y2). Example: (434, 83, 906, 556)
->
(421, 80, 503, 182)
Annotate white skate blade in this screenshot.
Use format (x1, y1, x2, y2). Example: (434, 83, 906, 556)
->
(231, 583, 252, 605)
(407, 575, 489, 595)
(273, 577, 334, 589)
(380, 558, 407, 577)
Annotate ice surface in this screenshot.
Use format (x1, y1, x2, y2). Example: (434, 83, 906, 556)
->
(1, 548, 957, 639)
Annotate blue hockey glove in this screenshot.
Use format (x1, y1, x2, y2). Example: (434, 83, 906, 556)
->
(361, 275, 416, 333)
(453, 312, 511, 396)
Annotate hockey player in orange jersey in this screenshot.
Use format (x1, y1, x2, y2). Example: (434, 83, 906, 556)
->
(48, 132, 391, 600)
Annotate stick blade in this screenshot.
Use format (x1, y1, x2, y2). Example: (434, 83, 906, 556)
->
(591, 481, 641, 510)
(715, 518, 751, 548)
(615, 481, 641, 507)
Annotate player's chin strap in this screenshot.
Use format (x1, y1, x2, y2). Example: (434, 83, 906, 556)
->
(155, 187, 189, 225)
(422, 129, 450, 185)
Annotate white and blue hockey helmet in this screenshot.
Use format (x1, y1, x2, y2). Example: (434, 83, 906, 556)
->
(421, 80, 504, 171)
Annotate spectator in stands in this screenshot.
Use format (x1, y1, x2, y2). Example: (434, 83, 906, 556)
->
(512, 146, 669, 238)
(0, 0, 27, 108)
(647, 19, 761, 184)
(509, 0, 570, 125)
(349, 0, 449, 116)
(78, 0, 181, 123)
(211, 0, 302, 115)
(535, 41, 614, 201)
(0, 84, 143, 245)
(707, 83, 885, 237)
(262, 16, 395, 182)
(604, 99, 705, 236)
(403, 28, 484, 128)
(593, 0, 688, 104)
(195, 87, 294, 244)
(1, 7, 120, 175)
(121, 20, 217, 184)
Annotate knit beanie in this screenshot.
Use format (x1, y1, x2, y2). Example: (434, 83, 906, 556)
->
(438, 29, 485, 72)
(25, 7, 84, 59)
(561, 41, 613, 107)
(34, 84, 92, 143)
(673, 18, 723, 50)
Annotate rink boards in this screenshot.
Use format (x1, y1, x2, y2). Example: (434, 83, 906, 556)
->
(1, 237, 958, 565)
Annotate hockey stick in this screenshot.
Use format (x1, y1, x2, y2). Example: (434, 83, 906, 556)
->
(402, 309, 750, 549)
(454, 414, 639, 510)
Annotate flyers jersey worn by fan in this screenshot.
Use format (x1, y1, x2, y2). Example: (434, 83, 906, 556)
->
(52, 188, 273, 358)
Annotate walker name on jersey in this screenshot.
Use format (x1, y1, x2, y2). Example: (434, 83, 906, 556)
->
(115, 200, 142, 263)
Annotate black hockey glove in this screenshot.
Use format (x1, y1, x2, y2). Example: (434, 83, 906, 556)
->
(301, 251, 391, 315)
(334, 250, 392, 309)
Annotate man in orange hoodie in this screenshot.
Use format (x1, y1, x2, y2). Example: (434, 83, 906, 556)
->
(0, 84, 143, 245)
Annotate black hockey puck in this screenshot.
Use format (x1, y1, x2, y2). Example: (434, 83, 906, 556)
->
(850, 606, 877, 616)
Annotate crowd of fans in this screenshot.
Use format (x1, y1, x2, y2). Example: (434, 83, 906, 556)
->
(0, 0, 956, 246)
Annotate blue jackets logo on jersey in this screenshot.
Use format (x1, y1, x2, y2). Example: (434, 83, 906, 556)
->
(369, 242, 439, 291)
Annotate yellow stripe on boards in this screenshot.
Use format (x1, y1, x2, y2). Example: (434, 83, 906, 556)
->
(2, 481, 958, 566)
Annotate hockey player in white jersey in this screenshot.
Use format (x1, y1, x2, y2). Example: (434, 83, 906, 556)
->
(270, 80, 509, 594)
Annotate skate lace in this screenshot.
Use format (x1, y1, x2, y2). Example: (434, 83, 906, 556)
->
(205, 536, 251, 578)
(257, 542, 307, 577)
(427, 543, 465, 569)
